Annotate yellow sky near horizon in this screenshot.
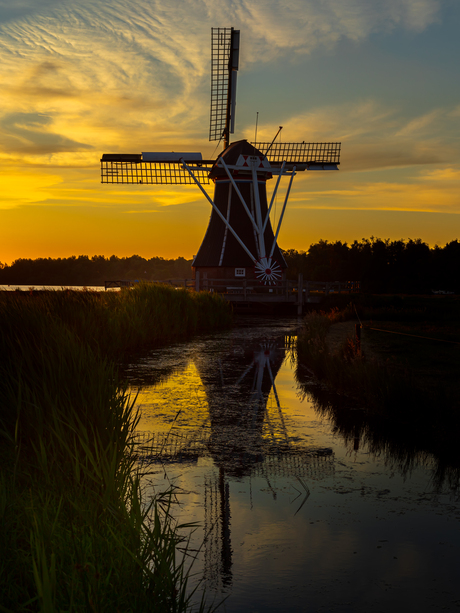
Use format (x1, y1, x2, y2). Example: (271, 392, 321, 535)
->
(1, 0, 459, 265)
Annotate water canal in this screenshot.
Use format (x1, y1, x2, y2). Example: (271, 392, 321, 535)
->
(123, 318, 460, 613)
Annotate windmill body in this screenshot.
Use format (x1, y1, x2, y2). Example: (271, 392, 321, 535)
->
(100, 27, 341, 288)
(192, 139, 287, 284)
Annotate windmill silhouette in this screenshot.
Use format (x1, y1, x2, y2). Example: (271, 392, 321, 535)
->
(101, 27, 341, 286)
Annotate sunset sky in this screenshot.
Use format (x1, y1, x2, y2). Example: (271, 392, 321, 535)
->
(1, 0, 459, 264)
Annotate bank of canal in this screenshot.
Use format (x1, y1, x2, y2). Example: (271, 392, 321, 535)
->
(124, 318, 460, 613)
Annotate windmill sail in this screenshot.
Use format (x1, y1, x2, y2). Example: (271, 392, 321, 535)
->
(209, 27, 240, 148)
(100, 153, 213, 184)
(251, 141, 341, 169)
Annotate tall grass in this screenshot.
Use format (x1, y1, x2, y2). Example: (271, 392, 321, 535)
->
(0, 284, 229, 611)
(3, 283, 231, 357)
(296, 307, 460, 489)
(296, 308, 432, 415)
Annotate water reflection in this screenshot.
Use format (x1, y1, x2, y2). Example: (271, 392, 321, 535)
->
(129, 330, 333, 592)
(201, 339, 296, 473)
(200, 338, 334, 589)
(295, 364, 460, 492)
(124, 322, 460, 612)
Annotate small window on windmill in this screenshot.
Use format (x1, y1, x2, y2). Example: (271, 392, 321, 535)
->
(235, 268, 246, 277)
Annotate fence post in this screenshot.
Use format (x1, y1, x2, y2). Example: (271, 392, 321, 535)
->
(297, 273, 303, 316)
(195, 271, 200, 292)
(355, 323, 361, 355)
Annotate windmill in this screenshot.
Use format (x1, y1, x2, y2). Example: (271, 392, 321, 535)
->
(101, 27, 341, 286)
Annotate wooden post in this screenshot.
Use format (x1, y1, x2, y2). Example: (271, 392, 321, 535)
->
(297, 273, 303, 316)
(355, 323, 361, 355)
(243, 279, 247, 299)
(195, 271, 200, 292)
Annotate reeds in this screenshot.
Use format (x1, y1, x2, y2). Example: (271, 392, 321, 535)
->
(0, 284, 229, 611)
(296, 309, 429, 415)
(296, 307, 460, 489)
(2, 282, 231, 356)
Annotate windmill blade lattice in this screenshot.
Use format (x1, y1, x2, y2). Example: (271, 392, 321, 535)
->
(251, 141, 341, 165)
(209, 27, 239, 145)
(100, 154, 213, 184)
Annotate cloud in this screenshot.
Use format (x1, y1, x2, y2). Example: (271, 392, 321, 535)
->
(202, 0, 441, 58)
(0, 163, 62, 208)
(0, 112, 92, 154)
(0, 0, 61, 24)
(0, 1, 214, 163)
(419, 167, 460, 181)
(289, 177, 460, 213)
(0, 0, 453, 223)
(246, 99, 460, 172)
(10, 61, 79, 99)
(0, 0, 443, 166)
(395, 110, 441, 137)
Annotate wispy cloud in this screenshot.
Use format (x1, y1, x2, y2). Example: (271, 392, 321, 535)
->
(395, 110, 441, 137)
(0, 0, 443, 166)
(248, 99, 460, 172)
(0, 112, 92, 154)
(289, 174, 460, 213)
(419, 167, 460, 181)
(203, 0, 441, 57)
(0, 162, 62, 208)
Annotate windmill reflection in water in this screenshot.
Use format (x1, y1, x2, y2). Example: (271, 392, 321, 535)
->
(134, 334, 334, 590)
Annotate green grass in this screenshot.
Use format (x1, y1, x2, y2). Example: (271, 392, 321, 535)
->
(3, 282, 231, 356)
(0, 284, 230, 612)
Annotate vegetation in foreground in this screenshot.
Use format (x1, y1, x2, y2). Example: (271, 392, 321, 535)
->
(295, 296, 460, 488)
(0, 284, 231, 612)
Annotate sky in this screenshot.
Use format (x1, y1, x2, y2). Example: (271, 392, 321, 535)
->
(0, 0, 459, 264)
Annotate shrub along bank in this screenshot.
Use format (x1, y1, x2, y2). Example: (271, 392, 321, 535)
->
(296, 297, 460, 414)
(295, 299, 460, 487)
(0, 284, 231, 612)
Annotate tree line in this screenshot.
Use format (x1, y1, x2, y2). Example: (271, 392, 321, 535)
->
(0, 238, 459, 293)
(0, 255, 193, 287)
(282, 238, 460, 294)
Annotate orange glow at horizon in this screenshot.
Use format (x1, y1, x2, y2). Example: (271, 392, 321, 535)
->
(1, 1, 459, 265)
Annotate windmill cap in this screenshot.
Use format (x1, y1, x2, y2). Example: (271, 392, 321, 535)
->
(209, 140, 267, 179)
